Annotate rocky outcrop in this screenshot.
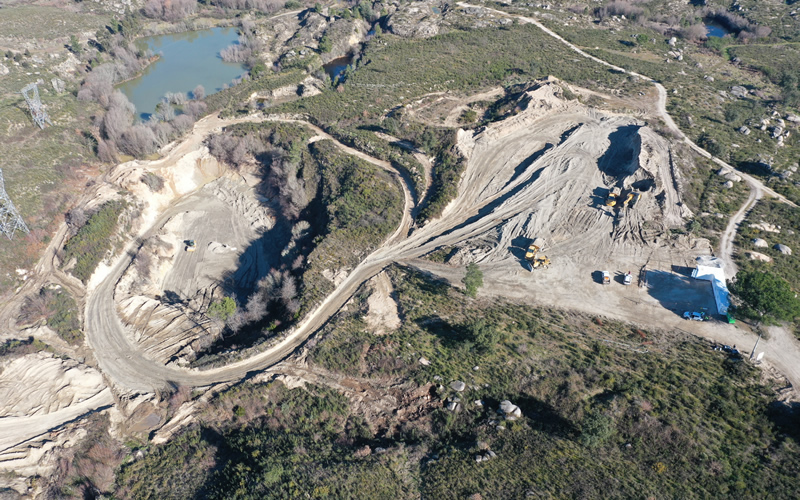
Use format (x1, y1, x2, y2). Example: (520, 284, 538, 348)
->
(746, 251, 772, 262)
(752, 238, 768, 248)
(498, 400, 522, 420)
(774, 244, 792, 255)
(387, 1, 450, 38)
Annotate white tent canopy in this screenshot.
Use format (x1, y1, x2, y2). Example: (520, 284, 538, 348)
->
(691, 256, 730, 315)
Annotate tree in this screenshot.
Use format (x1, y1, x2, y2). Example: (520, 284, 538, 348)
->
(208, 297, 237, 321)
(464, 318, 499, 354)
(70, 35, 82, 55)
(728, 270, 800, 323)
(462, 263, 483, 298)
(580, 411, 614, 448)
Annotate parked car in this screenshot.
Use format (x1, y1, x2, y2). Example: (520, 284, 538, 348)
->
(683, 311, 706, 321)
(602, 271, 611, 285)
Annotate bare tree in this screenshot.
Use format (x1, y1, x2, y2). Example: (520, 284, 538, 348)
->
(172, 114, 195, 134)
(119, 125, 157, 158)
(184, 100, 207, 118)
(97, 139, 119, 164)
(192, 84, 205, 100)
(143, 0, 197, 22)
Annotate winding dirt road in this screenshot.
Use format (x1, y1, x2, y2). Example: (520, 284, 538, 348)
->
(4, 5, 800, 457)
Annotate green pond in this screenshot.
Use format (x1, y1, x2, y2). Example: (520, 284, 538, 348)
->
(118, 27, 245, 119)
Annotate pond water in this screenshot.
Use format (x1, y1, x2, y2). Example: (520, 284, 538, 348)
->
(704, 20, 732, 38)
(118, 27, 246, 119)
(323, 56, 352, 81)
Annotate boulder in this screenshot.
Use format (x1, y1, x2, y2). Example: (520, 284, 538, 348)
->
(450, 380, 466, 392)
(747, 252, 772, 262)
(0, 63, 9, 76)
(730, 86, 747, 98)
(751, 222, 780, 233)
(668, 37, 677, 46)
(499, 400, 522, 420)
(752, 238, 768, 248)
(418, 357, 431, 366)
(786, 114, 800, 124)
(723, 180, 734, 189)
(774, 244, 792, 255)
(737, 126, 750, 136)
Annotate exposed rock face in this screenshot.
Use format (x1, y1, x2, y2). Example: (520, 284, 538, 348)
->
(450, 380, 466, 392)
(752, 238, 768, 248)
(0, 63, 9, 76)
(730, 86, 747, 98)
(751, 221, 780, 233)
(387, 1, 450, 38)
(774, 244, 792, 255)
(499, 400, 522, 420)
(747, 251, 772, 262)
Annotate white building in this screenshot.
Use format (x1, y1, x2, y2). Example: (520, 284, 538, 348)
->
(691, 256, 730, 315)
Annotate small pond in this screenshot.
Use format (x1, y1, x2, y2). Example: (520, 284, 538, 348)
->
(704, 20, 732, 38)
(323, 56, 352, 81)
(118, 27, 246, 119)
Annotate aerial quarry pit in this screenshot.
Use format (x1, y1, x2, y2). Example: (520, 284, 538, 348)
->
(3, 79, 800, 482)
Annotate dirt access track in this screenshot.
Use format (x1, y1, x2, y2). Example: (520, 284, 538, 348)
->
(3, 3, 800, 462)
(81, 79, 800, 399)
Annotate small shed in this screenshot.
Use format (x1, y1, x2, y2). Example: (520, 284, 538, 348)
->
(691, 256, 730, 315)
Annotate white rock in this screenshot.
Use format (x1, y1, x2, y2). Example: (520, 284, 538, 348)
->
(450, 380, 466, 392)
(499, 400, 523, 420)
(746, 252, 772, 262)
(723, 180, 734, 189)
(752, 238, 768, 248)
(418, 357, 431, 366)
(774, 244, 792, 255)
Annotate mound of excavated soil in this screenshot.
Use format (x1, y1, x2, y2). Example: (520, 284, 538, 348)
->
(0, 353, 106, 418)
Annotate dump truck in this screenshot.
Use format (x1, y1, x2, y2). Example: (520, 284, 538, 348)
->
(186, 240, 196, 252)
(525, 237, 545, 260)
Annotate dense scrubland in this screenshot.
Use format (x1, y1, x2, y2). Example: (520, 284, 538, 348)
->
(104, 267, 800, 499)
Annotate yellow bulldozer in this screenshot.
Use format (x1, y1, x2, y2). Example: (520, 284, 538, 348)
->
(525, 237, 550, 270)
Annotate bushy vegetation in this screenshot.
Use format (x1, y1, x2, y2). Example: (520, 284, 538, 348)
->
(113, 266, 800, 498)
(0, 337, 52, 360)
(729, 270, 800, 324)
(62, 200, 125, 283)
(734, 200, 800, 291)
(301, 140, 402, 308)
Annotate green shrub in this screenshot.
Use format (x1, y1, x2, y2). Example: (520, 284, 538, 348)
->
(63, 200, 125, 283)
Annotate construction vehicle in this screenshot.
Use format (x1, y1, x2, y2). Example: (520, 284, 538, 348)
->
(602, 271, 611, 284)
(186, 240, 196, 252)
(525, 237, 550, 271)
(606, 188, 641, 209)
(605, 187, 621, 207)
(622, 191, 641, 209)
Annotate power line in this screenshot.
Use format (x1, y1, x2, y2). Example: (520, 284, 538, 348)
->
(20, 82, 53, 129)
(0, 168, 30, 240)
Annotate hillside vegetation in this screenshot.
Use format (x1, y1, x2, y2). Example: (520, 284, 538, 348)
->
(112, 267, 800, 499)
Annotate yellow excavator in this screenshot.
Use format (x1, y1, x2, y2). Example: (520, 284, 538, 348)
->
(525, 237, 550, 270)
(606, 188, 641, 209)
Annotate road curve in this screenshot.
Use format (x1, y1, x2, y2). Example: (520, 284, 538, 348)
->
(84, 116, 417, 393)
